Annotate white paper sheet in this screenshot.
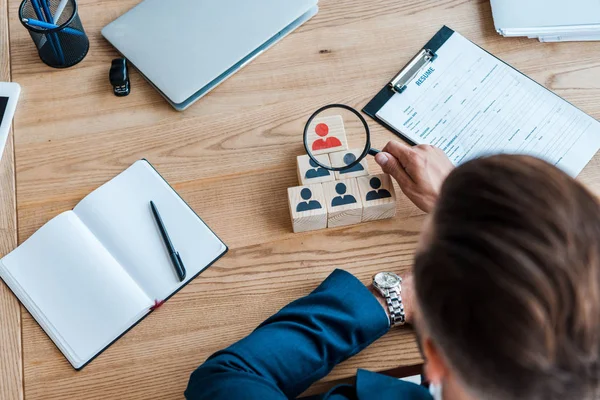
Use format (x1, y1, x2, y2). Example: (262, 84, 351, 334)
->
(74, 160, 227, 301)
(0, 212, 152, 368)
(376, 32, 600, 177)
(490, 0, 600, 31)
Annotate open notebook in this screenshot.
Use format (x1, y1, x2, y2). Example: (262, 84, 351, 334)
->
(0, 160, 228, 369)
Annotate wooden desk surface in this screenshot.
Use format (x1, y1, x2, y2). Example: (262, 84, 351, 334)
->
(2, 0, 600, 398)
(0, 0, 22, 397)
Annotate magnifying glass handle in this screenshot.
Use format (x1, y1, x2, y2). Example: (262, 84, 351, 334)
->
(368, 148, 381, 156)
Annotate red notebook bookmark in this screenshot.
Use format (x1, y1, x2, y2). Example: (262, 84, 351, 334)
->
(151, 299, 165, 311)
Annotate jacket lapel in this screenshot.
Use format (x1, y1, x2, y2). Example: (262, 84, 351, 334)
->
(356, 370, 433, 400)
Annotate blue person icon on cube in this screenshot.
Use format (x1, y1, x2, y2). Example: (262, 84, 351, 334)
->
(288, 184, 328, 233)
(323, 178, 363, 228)
(366, 177, 391, 201)
(329, 148, 369, 180)
(305, 158, 331, 179)
(339, 153, 365, 175)
(297, 188, 323, 212)
(331, 182, 357, 207)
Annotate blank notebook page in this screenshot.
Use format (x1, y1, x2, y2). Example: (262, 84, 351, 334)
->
(0, 212, 152, 368)
(74, 160, 227, 301)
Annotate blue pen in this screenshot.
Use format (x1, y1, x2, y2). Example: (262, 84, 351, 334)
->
(28, 0, 60, 61)
(38, 0, 65, 65)
(23, 18, 84, 36)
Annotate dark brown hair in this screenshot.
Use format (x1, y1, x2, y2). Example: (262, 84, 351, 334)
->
(415, 155, 600, 399)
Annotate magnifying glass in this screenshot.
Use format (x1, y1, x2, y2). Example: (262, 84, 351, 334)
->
(303, 104, 380, 172)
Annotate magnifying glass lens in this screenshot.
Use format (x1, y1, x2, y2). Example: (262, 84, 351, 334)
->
(304, 106, 370, 172)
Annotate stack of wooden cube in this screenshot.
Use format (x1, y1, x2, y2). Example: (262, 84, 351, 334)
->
(287, 115, 397, 233)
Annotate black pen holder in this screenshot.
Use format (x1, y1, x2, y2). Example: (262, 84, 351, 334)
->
(19, 0, 89, 68)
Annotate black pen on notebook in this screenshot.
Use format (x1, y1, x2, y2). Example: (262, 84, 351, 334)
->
(150, 200, 187, 282)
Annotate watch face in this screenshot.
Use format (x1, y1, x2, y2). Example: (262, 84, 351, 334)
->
(374, 272, 400, 289)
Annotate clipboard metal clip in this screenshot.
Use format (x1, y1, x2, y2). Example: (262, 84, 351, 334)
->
(389, 49, 437, 94)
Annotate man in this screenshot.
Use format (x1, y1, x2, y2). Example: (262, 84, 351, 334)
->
(185, 141, 600, 400)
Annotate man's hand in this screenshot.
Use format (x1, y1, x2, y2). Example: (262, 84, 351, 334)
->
(375, 142, 454, 213)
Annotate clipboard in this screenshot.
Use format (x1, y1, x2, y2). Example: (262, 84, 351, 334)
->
(363, 26, 454, 145)
(361, 25, 600, 177)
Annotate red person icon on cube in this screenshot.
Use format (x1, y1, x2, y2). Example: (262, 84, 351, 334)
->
(312, 123, 342, 151)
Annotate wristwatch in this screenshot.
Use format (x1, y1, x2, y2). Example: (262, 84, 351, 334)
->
(372, 272, 406, 327)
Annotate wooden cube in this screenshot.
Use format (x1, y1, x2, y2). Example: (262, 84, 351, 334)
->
(305, 115, 348, 156)
(357, 174, 397, 222)
(322, 178, 363, 228)
(296, 154, 335, 185)
(288, 184, 328, 233)
(328, 148, 370, 180)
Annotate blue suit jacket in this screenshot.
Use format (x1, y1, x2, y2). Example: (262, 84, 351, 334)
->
(185, 269, 433, 400)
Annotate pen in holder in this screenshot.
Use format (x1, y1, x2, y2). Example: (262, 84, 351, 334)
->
(19, 0, 89, 68)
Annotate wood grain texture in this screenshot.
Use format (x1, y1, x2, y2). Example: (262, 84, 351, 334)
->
(3, 0, 600, 398)
(297, 154, 335, 185)
(357, 174, 397, 222)
(0, 0, 22, 397)
(330, 148, 370, 180)
(323, 178, 363, 227)
(307, 115, 348, 155)
(288, 183, 328, 233)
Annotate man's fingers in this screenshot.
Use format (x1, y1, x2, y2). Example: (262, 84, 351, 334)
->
(375, 152, 414, 187)
(381, 141, 415, 167)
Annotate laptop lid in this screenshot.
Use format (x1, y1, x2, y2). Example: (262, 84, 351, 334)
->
(102, 0, 318, 106)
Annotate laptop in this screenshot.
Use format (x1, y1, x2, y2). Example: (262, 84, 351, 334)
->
(102, 0, 318, 111)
